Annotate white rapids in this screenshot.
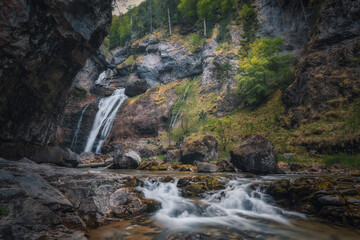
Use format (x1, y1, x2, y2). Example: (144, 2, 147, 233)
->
(84, 89, 127, 153)
(138, 177, 309, 238)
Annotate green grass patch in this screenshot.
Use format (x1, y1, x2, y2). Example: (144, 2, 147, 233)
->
(323, 154, 360, 169)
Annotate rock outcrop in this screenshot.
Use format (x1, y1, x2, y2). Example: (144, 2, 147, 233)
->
(230, 135, 278, 174)
(268, 176, 360, 228)
(0, 158, 156, 239)
(0, 0, 112, 159)
(284, 0, 360, 128)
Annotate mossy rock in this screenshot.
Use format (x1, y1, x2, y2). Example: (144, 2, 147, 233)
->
(179, 176, 226, 197)
(178, 164, 197, 171)
(150, 164, 168, 171)
(123, 177, 140, 187)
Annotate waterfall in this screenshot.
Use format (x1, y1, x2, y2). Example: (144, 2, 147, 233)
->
(169, 84, 191, 130)
(95, 69, 113, 85)
(137, 178, 306, 237)
(70, 104, 89, 151)
(84, 89, 127, 153)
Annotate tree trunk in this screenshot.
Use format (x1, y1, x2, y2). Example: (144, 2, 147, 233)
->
(168, 8, 172, 35)
(204, 18, 207, 37)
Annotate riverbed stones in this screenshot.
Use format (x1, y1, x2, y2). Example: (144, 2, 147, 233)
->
(179, 135, 219, 164)
(230, 135, 278, 174)
(114, 149, 141, 169)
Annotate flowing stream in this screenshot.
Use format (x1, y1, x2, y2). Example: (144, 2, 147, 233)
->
(84, 89, 127, 153)
(89, 173, 360, 240)
(70, 104, 89, 151)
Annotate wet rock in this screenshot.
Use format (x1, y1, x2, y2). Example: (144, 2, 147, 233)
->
(179, 176, 226, 197)
(196, 162, 218, 173)
(164, 149, 181, 163)
(114, 150, 141, 169)
(230, 135, 278, 174)
(179, 135, 219, 165)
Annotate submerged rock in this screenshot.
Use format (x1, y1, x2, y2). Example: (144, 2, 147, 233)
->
(230, 135, 278, 174)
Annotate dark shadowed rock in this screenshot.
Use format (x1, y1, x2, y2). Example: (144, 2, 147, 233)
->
(0, 0, 112, 159)
(125, 73, 150, 97)
(32, 147, 79, 167)
(230, 135, 278, 174)
(179, 135, 219, 165)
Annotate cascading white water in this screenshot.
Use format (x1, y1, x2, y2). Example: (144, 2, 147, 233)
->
(84, 89, 127, 153)
(70, 104, 89, 151)
(138, 178, 306, 238)
(169, 84, 191, 129)
(95, 69, 113, 85)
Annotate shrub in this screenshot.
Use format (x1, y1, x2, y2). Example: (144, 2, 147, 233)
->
(237, 37, 294, 106)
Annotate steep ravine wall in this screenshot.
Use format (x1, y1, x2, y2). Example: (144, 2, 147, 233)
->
(59, 0, 312, 153)
(0, 0, 112, 159)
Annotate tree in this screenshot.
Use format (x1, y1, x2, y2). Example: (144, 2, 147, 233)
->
(237, 37, 294, 106)
(238, 4, 259, 58)
(178, 0, 199, 22)
(206, 117, 235, 151)
(109, 16, 120, 49)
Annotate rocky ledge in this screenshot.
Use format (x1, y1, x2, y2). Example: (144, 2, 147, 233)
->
(0, 158, 157, 240)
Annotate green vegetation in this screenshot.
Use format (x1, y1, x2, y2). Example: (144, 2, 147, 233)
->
(206, 117, 235, 151)
(108, 0, 259, 49)
(237, 37, 294, 106)
(0, 206, 9, 217)
(323, 154, 360, 169)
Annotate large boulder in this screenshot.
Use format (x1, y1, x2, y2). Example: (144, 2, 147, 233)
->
(196, 162, 218, 173)
(32, 147, 79, 167)
(114, 150, 141, 169)
(179, 135, 219, 165)
(0, 0, 112, 159)
(230, 135, 278, 174)
(125, 73, 150, 97)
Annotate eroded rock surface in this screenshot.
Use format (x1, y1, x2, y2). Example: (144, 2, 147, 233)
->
(284, 0, 360, 128)
(0, 158, 156, 239)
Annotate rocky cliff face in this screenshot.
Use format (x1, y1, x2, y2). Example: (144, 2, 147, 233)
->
(58, 1, 311, 154)
(0, 0, 112, 159)
(284, 0, 360, 128)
